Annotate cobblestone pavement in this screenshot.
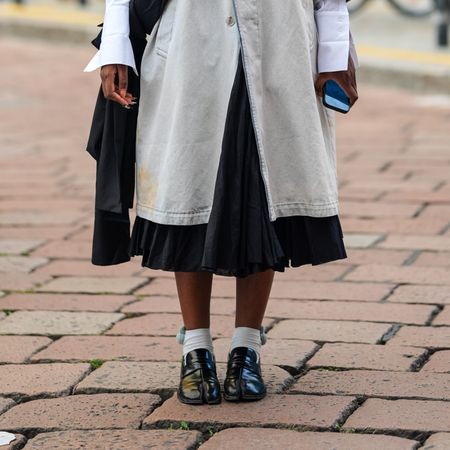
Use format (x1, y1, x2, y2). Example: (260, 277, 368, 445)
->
(1, 35, 450, 449)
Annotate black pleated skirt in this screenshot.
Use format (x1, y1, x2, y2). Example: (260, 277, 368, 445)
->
(128, 50, 347, 277)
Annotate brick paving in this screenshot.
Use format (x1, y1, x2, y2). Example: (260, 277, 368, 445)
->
(0, 35, 450, 449)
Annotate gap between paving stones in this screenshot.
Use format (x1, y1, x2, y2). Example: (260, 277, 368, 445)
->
(424, 304, 445, 326)
(342, 419, 437, 444)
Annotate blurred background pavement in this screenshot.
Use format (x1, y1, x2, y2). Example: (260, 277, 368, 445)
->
(1, 0, 450, 92)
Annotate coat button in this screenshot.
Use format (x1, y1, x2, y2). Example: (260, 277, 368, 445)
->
(226, 15, 236, 26)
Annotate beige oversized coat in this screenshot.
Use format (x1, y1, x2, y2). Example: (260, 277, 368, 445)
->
(135, 0, 338, 225)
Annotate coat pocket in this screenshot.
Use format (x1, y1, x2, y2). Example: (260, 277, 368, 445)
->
(155, 0, 177, 58)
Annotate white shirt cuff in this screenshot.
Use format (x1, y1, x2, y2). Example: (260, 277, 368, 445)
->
(349, 29, 360, 69)
(315, 10, 350, 72)
(83, 0, 138, 76)
(83, 34, 139, 76)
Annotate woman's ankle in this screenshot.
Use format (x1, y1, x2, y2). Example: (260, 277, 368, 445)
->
(177, 326, 214, 358)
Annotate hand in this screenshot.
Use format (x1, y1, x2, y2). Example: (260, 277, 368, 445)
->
(314, 53, 358, 108)
(100, 64, 136, 108)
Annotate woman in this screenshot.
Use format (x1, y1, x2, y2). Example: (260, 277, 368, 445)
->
(84, 0, 358, 405)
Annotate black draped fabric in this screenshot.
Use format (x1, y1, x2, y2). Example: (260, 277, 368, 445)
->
(86, 0, 165, 265)
(128, 50, 347, 277)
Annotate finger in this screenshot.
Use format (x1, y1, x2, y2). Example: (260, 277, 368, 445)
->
(107, 91, 132, 107)
(117, 65, 128, 99)
(348, 85, 358, 107)
(112, 87, 136, 106)
(124, 92, 138, 102)
(315, 74, 328, 97)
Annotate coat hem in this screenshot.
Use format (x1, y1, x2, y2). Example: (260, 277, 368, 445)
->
(136, 200, 339, 225)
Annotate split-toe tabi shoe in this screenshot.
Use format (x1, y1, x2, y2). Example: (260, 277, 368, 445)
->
(177, 348, 221, 405)
(223, 346, 266, 401)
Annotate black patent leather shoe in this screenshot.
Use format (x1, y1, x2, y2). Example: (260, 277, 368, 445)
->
(223, 346, 266, 401)
(177, 348, 221, 405)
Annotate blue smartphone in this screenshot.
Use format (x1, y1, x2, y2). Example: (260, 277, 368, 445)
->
(322, 80, 350, 114)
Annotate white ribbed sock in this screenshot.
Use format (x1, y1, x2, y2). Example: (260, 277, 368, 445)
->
(181, 327, 214, 360)
(229, 326, 262, 363)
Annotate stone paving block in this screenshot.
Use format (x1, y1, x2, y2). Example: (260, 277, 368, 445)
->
(0, 256, 48, 273)
(0, 433, 26, 450)
(421, 351, 450, 373)
(199, 428, 418, 450)
(0, 239, 44, 255)
(269, 319, 393, 344)
(342, 233, 383, 248)
(0, 226, 76, 241)
(432, 306, 450, 325)
(412, 251, 450, 268)
(35, 259, 143, 277)
(341, 217, 447, 235)
(0, 211, 81, 226)
(379, 234, 450, 251)
(306, 343, 427, 371)
(106, 313, 274, 338)
(0, 398, 15, 415)
(268, 265, 348, 282)
(136, 279, 395, 302)
(263, 300, 434, 324)
(22, 430, 201, 450)
(387, 326, 450, 348)
(31, 241, 91, 259)
(268, 281, 394, 302)
(422, 433, 450, 450)
(0, 273, 50, 291)
(0, 293, 135, 312)
(31, 336, 181, 362)
(0, 336, 52, 363)
(420, 205, 450, 221)
(35, 276, 148, 294)
(345, 264, 450, 285)
(0, 393, 161, 433)
(135, 278, 234, 297)
(386, 285, 450, 305)
(213, 338, 319, 368)
(66, 226, 94, 241)
(383, 190, 450, 204)
(292, 369, 450, 400)
(75, 361, 293, 394)
(0, 311, 124, 335)
(121, 296, 235, 315)
(144, 393, 356, 429)
(342, 248, 411, 266)
(343, 398, 450, 433)
(0, 363, 90, 400)
(340, 201, 420, 219)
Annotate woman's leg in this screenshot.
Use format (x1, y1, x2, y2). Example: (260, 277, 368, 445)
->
(235, 269, 275, 328)
(174, 271, 215, 355)
(174, 271, 213, 329)
(223, 269, 275, 401)
(175, 271, 221, 405)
